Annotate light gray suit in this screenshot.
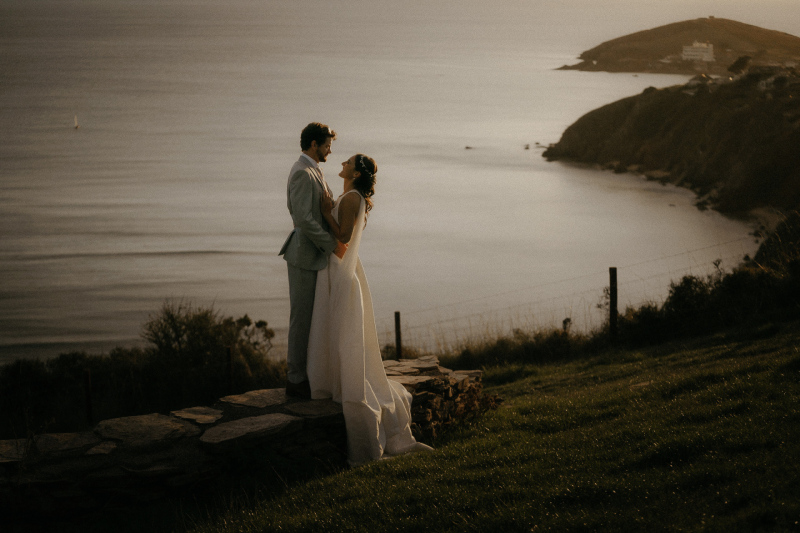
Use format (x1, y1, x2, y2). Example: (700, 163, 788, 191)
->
(279, 155, 338, 384)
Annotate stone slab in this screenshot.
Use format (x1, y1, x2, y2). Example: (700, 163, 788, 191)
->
(387, 375, 436, 391)
(121, 464, 183, 478)
(0, 439, 26, 463)
(454, 370, 483, 382)
(171, 406, 223, 425)
(392, 367, 420, 376)
(95, 414, 201, 448)
(34, 432, 100, 455)
(200, 413, 303, 446)
(285, 400, 343, 418)
(396, 359, 440, 372)
(86, 441, 118, 456)
(401, 355, 438, 363)
(220, 388, 286, 408)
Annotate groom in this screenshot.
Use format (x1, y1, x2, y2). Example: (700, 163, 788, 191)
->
(279, 122, 344, 399)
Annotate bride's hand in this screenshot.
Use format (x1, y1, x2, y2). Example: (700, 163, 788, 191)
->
(321, 192, 334, 213)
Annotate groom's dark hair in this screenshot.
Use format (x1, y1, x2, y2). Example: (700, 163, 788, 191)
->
(300, 122, 336, 151)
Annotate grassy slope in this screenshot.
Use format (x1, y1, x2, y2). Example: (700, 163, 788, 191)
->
(187, 321, 800, 533)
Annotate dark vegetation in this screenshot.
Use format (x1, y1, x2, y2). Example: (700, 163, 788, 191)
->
(0, 302, 284, 440)
(544, 66, 800, 214)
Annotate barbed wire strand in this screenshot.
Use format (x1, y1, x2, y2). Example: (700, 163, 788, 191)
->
(377, 246, 750, 343)
(392, 237, 754, 320)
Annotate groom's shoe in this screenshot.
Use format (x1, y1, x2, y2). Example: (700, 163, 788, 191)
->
(285, 379, 311, 400)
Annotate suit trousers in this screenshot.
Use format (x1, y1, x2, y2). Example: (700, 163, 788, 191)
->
(287, 262, 318, 384)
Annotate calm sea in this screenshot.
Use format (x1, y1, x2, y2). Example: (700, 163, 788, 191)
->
(1, 0, 797, 362)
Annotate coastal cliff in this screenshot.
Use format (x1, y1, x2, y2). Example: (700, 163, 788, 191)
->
(543, 67, 800, 215)
(559, 17, 800, 75)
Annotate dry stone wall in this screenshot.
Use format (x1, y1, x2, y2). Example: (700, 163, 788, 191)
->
(0, 357, 498, 514)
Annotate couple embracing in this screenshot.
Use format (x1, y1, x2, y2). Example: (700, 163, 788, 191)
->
(279, 122, 432, 466)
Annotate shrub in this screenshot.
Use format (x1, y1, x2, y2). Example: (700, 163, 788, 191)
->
(440, 328, 586, 372)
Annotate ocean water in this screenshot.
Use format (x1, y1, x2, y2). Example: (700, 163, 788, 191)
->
(1, 0, 797, 362)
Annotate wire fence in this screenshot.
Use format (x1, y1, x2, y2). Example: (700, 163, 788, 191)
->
(375, 236, 758, 353)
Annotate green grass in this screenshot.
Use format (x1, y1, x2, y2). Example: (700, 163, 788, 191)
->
(181, 321, 800, 533)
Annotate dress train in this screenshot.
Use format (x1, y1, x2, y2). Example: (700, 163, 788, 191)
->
(307, 190, 432, 465)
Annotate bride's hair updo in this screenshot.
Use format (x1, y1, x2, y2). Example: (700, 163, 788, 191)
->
(353, 154, 377, 216)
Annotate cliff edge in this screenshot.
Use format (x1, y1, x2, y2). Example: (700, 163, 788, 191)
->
(543, 67, 800, 215)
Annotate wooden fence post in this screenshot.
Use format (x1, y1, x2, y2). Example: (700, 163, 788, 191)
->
(609, 267, 618, 342)
(394, 311, 403, 360)
(83, 369, 93, 427)
(226, 346, 234, 394)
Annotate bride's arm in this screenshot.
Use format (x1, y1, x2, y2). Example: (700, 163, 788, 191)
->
(321, 193, 360, 244)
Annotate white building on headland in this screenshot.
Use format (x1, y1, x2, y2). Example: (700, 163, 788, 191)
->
(682, 41, 715, 62)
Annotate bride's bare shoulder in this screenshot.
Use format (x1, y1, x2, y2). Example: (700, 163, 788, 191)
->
(339, 191, 363, 211)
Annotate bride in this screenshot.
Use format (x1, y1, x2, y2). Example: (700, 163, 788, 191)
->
(306, 153, 432, 466)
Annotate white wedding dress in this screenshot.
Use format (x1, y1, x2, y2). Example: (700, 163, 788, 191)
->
(307, 190, 431, 466)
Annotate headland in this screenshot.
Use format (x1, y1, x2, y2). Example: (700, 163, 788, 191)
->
(559, 17, 800, 76)
(544, 65, 800, 217)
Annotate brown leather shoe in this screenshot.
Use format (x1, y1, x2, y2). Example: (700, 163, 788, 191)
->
(285, 379, 311, 399)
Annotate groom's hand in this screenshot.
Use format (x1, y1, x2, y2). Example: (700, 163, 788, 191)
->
(334, 241, 348, 259)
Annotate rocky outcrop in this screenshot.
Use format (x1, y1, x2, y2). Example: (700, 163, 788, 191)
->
(0, 357, 498, 515)
(559, 18, 800, 75)
(543, 68, 800, 214)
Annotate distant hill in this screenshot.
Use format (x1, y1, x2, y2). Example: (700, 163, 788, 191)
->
(559, 17, 800, 75)
(543, 67, 800, 215)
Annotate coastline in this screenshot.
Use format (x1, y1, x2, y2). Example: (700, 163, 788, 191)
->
(543, 68, 800, 225)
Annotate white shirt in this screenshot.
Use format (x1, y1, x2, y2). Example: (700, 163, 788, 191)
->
(301, 153, 320, 169)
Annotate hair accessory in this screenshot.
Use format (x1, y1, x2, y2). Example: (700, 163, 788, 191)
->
(357, 155, 374, 178)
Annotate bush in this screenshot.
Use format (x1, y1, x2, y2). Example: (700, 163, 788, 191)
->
(440, 328, 586, 373)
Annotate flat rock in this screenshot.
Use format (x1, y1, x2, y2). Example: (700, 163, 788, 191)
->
(0, 439, 26, 463)
(121, 464, 183, 478)
(220, 388, 286, 408)
(95, 414, 201, 448)
(171, 406, 223, 425)
(200, 413, 302, 446)
(387, 375, 436, 391)
(454, 370, 483, 382)
(384, 369, 403, 376)
(33, 432, 100, 455)
(392, 366, 420, 376)
(86, 441, 118, 455)
(396, 358, 440, 372)
(285, 400, 343, 418)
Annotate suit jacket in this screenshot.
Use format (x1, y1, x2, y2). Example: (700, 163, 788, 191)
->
(279, 156, 338, 271)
